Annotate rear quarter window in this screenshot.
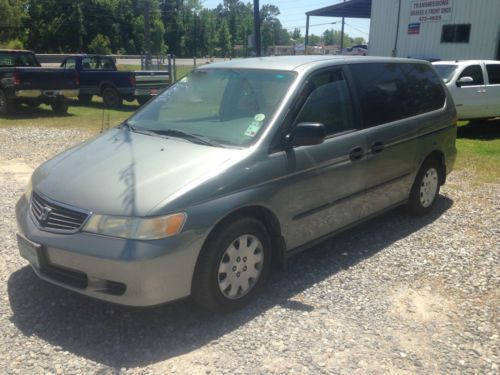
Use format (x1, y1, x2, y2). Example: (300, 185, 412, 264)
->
(399, 63, 446, 115)
(350, 62, 446, 127)
(486, 64, 500, 84)
(349, 63, 409, 127)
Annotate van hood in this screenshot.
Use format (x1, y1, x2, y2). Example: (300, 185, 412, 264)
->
(33, 128, 242, 216)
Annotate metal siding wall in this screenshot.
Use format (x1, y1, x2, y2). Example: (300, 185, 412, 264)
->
(369, 0, 401, 56)
(369, 0, 500, 60)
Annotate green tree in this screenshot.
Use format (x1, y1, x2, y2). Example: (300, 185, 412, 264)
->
(88, 34, 112, 54)
(218, 19, 232, 56)
(0, 0, 26, 44)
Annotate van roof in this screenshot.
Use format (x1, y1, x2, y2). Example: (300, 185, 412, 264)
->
(433, 60, 500, 66)
(199, 55, 427, 72)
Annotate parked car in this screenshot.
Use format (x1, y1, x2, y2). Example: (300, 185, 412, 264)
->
(59, 55, 171, 107)
(433, 60, 500, 120)
(16, 56, 456, 311)
(343, 44, 368, 56)
(0, 50, 79, 115)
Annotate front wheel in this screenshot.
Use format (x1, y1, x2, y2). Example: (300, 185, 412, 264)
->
(407, 159, 441, 216)
(192, 217, 272, 312)
(50, 100, 69, 114)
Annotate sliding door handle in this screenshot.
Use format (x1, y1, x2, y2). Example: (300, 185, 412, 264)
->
(371, 141, 385, 154)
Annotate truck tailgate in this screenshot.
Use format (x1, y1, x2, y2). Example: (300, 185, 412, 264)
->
(14, 67, 77, 90)
(133, 71, 171, 89)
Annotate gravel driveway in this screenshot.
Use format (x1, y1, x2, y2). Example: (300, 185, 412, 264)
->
(0, 127, 498, 374)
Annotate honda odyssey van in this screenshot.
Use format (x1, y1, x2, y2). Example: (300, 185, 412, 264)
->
(16, 56, 457, 311)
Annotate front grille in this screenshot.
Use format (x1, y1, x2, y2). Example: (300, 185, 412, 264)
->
(30, 191, 89, 233)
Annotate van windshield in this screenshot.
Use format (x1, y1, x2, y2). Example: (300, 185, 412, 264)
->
(434, 64, 458, 83)
(128, 69, 296, 147)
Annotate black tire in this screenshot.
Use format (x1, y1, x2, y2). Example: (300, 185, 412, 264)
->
(78, 94, 93, 105)
(102, 87, 122, 108)
(50, 99, 69, 114)
(0, 89, 14, 116)
(137, 96, 151, 106)
(407, 158, 442, 216)
(192, 217, 272, 312)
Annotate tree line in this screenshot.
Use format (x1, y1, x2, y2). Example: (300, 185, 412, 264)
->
(0, 0, 366, 57)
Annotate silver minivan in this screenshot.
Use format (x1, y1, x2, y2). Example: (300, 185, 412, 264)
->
(15, 56, 457, 311)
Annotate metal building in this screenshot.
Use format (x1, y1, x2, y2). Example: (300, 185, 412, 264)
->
(305, 0, 500, 60)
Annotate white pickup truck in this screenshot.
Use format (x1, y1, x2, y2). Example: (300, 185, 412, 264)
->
(432, 60, 500, 121)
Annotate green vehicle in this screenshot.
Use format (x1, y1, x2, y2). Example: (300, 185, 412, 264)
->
(16, 56, 456, 311)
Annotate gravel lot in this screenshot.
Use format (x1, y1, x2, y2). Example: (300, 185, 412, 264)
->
(0, 126, 498, 374)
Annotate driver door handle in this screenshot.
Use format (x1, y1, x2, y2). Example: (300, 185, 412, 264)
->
(371, 141, 385, 154)
(349, 146, 364, 161)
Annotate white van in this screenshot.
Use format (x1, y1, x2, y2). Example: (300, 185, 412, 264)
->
(433, 60, 500, 121)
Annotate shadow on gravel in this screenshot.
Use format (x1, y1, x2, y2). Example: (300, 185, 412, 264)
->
(69, 99, 139, 112)
(457, 118, 500, 140)
(3, 106, 76, 119)
(8, 196, 453, 370)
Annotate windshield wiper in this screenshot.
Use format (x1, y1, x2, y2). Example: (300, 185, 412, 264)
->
(124, 123, 224, 148)
(154, 129, 224, 148)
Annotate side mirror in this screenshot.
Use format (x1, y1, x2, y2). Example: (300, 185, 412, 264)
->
(287, 122, 326, 148)
(456, 76, 474, 87)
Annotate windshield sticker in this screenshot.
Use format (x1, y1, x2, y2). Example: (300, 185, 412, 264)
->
(244, 121, 263, 137)
(254, 113, 265, 122)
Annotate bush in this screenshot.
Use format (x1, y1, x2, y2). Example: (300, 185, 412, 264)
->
(88, 34, 112, 55)
(0, 39, 24, 49)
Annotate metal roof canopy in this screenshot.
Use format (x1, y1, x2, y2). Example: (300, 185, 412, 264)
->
(306, 0, 372, 18)
(304, 0, 371, 53)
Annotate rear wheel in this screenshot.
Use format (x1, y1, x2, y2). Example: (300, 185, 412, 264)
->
(192, 217, 272, 312)
(78, 94, 93, 105)
(102, 87, 122, 108)
(407, 158, 442, 216)
(50, 99, 69, 114)
(0, 89, 14, 116)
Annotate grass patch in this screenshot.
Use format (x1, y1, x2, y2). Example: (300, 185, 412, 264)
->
(0, 98, 135, 134)
(454, 120, 500, 183)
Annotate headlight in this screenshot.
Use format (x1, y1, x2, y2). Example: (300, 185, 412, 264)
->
(83, 212, 187, 240)
(24, 177, 33, 200)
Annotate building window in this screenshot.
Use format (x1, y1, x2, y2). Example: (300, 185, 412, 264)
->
(441, 24, 471, 43)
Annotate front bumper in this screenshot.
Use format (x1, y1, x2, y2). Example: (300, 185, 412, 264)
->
(133, 87, 168, 97)
(15, 89, 79, 99)
(15, 196, 205, 306)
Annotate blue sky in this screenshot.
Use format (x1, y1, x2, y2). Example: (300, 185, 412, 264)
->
(202, 0, 371, 41)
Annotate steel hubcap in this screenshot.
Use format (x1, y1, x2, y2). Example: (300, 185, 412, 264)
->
(217, 234, 264, 299)
(420, 167, 438, 208)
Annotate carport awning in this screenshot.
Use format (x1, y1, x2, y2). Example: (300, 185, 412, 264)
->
(306, 0, 372, 19)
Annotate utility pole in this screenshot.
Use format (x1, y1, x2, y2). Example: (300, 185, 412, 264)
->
(144, 0, 151, 70)
(340, 0, 346, 52)
(253, 0, 261, 57)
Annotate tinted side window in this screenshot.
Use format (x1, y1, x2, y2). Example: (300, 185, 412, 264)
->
(294, 69, 355, 136)
(349, 63, 409, 127)
(400, 63, 446, 115)
(459, 65, 484, 86)
(63, 58, 76, 69)
(81, 57, 98, 70)
(486, 64, 500, 84)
